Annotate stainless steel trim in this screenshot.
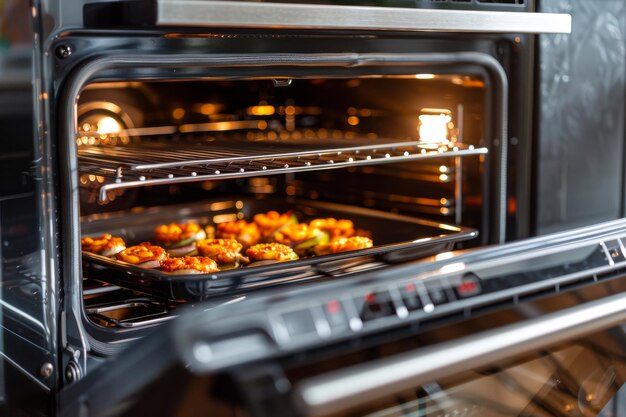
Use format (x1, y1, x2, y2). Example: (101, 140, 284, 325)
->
(295, 291, 626, 416)
(156, 1, 572, 34)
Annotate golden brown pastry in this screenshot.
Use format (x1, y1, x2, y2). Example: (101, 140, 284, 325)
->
(81, 234, 126, 257)
(160, 256, 219, 275)
(246, 243, 299, 262)
(196, 238, 243, 266)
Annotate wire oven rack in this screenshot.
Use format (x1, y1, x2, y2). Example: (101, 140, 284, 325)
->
(77, 138, 487, 202)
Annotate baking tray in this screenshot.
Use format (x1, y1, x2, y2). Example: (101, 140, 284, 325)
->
(81, 198, 477, 301)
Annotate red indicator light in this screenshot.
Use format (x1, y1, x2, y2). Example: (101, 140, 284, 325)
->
(364, 292, 376, 303)
(326, 300, 341, 314)
(458, 281, 478, 295)
(405, 283, 417, 293)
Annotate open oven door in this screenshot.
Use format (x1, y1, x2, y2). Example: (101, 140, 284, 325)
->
(58, 218, 626, 417)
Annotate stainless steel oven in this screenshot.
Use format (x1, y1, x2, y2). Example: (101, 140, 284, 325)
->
(2, 0, 626, 415)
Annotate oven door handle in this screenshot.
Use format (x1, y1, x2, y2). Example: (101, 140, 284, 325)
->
(295, 290, 626, 417)
(86, 1, 572, 34)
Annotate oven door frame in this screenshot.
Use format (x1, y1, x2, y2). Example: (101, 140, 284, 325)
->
(56, 51, 509, 379)
(56, 252, 626, 417)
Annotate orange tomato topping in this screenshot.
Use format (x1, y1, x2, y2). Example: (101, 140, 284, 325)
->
(309, 218, 354, 238)
(253, 211, 296, 238)
(154, 222, 203, 246)
(116, 242, 167, 264)
(274, 223, 322, 246)
(329, 236, 373, 253)
(216, 220, 260, 248)
(81, 234, 126, 254)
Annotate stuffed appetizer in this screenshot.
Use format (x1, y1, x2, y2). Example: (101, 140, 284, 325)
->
(81, 234, 126, 257)
(216, 220, 260, 248)
(196, 238, 245, 268)
(154, 222, 206, 256)
(116, 242, 167, 268)
(246, 243, 299, 262)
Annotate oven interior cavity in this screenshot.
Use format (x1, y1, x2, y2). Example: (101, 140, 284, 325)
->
(75, 74, 489, 331)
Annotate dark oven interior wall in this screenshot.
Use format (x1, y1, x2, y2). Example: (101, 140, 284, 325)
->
(535, 0, 626, 235)
(77, 77, 487, 243)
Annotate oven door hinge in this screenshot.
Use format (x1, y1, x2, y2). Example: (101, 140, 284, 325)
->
(61, 310, 88, 385)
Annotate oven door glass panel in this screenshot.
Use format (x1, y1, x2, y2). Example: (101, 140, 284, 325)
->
(339, 327, 626, 417)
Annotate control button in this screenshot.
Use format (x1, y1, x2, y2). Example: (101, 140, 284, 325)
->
(603, 240, 626, 264)
(354, 290, 395, 322)
(281, 308, 318, 338)
(399, 282, 422, 311)
(426, 287, 449, 305)
(455, 273, 482, 298)
(323, 299, 349, 332)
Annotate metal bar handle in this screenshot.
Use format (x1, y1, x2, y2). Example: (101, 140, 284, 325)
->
(295, 291, 626, 416)
(156, 1, 572, 34)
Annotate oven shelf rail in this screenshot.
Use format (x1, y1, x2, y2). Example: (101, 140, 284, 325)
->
(77, 140, 487, 202)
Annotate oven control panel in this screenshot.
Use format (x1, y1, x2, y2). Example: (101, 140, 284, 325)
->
(272, 237, 625, 347)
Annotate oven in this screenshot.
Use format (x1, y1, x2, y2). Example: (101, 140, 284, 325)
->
(2, 0, 626, 415)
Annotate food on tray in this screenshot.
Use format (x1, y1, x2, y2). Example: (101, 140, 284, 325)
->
(253, 211, 298, 239)
(314, 236, 374, 255)
(116, 242, 168, 268)
(154, 222, 206, 256)
(196, 238, 245, 267)
(87, 208, 377, 275)
(246, 243, 299, 262)
(330, 236, 374, 253)
(273, 223, 330, 256)
(81, 234, 126, 257)
(160, 256, 220, 275)
(216, 220, 260, 248)
(309, 218, 355, 239)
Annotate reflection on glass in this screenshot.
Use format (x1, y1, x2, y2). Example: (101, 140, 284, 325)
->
(354, 337, 626, 417)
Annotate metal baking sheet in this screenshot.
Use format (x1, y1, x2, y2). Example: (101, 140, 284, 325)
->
(81, 198, 477, 301)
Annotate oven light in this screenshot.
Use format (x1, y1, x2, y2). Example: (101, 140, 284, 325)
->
(418, 108, 452, 148)
(96, 116, 122, 135)
(415, 73, 435, 79)
(347, 116, 360, 126)
(172, 108, 185, 119)
(248, 105, 276, 116)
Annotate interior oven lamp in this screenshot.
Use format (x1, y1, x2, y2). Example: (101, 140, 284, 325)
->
(76, 101, 133, 147)
(418, 108, 454, 149)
